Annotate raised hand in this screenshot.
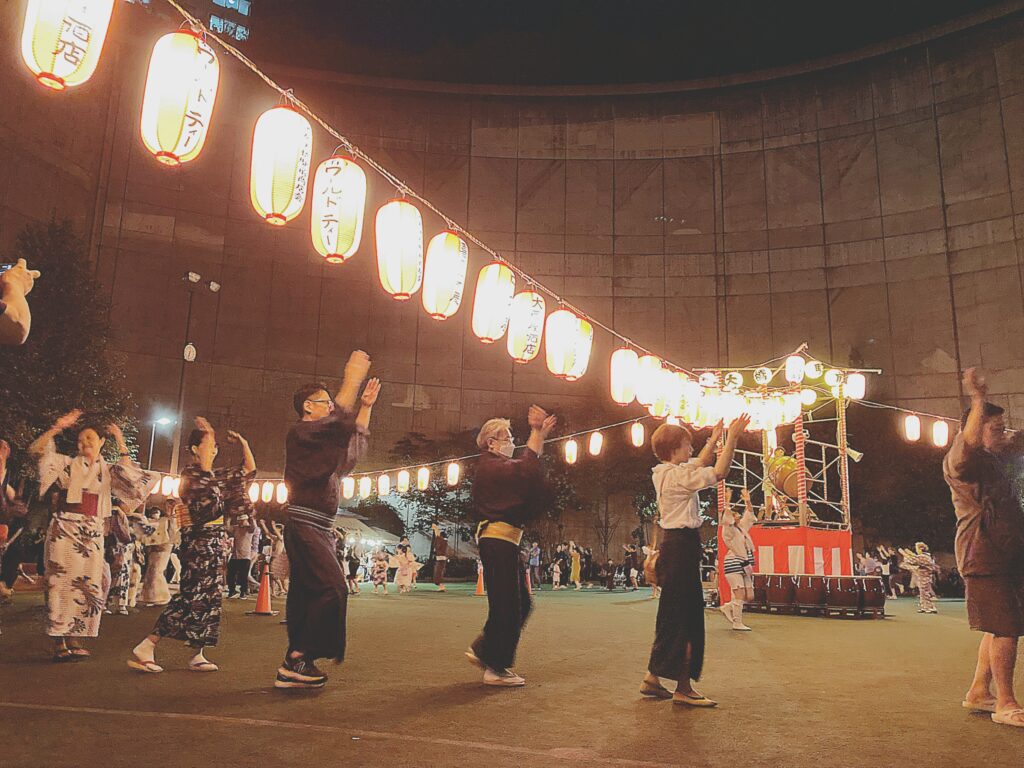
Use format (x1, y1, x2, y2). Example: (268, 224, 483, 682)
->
(0, 259, 40, 296)
(740, 487, 751, 502)
(226, 430, 248, 445)
(540, 414, 557, 438)
(53, 410, 83, 432)
(361, 378, 381, 408)
(344, 350, 372, 382)
(728, 413, 751, 439)
(528, 405, 549, 430)
(106, 423, 125, 443)
(963, 367, 987, 398)
(194, 416, 214, 435)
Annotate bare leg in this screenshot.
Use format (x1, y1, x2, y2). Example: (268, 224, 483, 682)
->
(991, 636, 1021, 712)
(965, 633, 995, 705)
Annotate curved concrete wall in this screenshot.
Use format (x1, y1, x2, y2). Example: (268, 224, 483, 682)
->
(2, 6, 1023, 471)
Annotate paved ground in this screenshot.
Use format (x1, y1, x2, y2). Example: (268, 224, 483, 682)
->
(0, 584, 1021, 767)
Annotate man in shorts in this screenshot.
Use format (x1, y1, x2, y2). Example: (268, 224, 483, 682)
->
(943, 367, 1024, 728)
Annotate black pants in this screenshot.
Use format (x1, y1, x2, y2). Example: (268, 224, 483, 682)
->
(433, 559, 446, 585)
(284, 521, 348, 662)
(648, 528, 706, 682)
(227, 558, 251, 597)
(472, 537, 532, 671)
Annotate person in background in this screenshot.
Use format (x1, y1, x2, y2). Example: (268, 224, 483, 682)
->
(569, 541, 582, 591)
(140, 505, 176, 606)
(226, 513, 257, 599)
(346, 533, 364, 595)
(431, 523, 449, 592)
(718, 488, 756, 632)
(371, 549, 389, 595)
(0, 258, 40, 345)
(899, 543, 940, 614)
(528, 541, 542, 592)
(551, 559, 562, 590)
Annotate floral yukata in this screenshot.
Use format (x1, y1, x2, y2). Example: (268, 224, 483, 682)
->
(151, 464, 254, 648)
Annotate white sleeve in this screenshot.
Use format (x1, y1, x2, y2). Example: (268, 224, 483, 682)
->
(664, 462, 718, 493)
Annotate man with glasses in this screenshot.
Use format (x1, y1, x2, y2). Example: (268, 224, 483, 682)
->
(274, 351, 380, 690)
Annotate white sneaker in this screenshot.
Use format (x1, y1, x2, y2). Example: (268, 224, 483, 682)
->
(483, 668, 526, 687)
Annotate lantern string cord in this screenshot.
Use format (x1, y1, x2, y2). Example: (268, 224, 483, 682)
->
(159, 0, 699, 374)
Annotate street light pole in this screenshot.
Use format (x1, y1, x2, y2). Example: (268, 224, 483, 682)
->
(169, 288, 196, 475)
(148, 422, 157, 471)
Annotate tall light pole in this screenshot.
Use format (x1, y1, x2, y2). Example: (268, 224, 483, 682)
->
(169, 272, 221, 474)
(148, 416, 173, 470)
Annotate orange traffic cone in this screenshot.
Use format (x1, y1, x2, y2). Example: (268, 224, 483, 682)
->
(475, 564, 486, 596)
(247, 561, 278, 616)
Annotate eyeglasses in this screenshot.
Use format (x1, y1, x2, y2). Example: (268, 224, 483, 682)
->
(306, 398, 335, 412)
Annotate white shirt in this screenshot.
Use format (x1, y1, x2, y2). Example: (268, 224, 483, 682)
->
(652, 460, 719, 530)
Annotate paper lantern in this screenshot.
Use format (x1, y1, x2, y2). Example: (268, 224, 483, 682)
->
(396, 470, 410, 493)
(275, 482, 288, 504)
(904, 414, 921, 442)
(139, 30, 219, 167)
(446, 462, 461, 486)
(247, 481, 259, 504)
(544, 310, 593, 381)
(588, 432, 604, 456)
(648, 367, 678, 419)
(635, 355, 663, 407)
(631, 422, 645, 448)
(723, 372, 744, 391)
(677, 378, 703, 424)
(506, 291, 546, 363)
(785, 355, 806, 384)
(250, 106, 312, 226)
(846, 372, 866, 400)
(753, 367, 772, 385)
(804, 360, 824, 379)
(800, 388, 818, 406)
(342, 476, 355, 500)
(310, 155, 366, 264)
(824, 369, 843, 387)
(417, 467, 430, 491)
(471, 262, 516, 342)
(564, 439, 579, 465)
(20, 0, 115, 91)
(698, 372, 719, 388)
(932, 420, 950, 448)
(171, 477, 181, 498)
(610, 348, 639, 405)
(375, 199, 423, 299)
(261, 480, 274, 503)
(358, 477, 372, 499)
(377, 474, 391, 496)
(421, 230, 468, 318)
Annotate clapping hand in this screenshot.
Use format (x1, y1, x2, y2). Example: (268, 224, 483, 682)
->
(727, 413, 751, 439)
(963, 367, 987, 398)
(54, 410, 83, 432)
(361, 378, 381, 408)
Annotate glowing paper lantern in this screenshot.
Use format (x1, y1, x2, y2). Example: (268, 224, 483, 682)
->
(250, 106, 312, 226)
(753, 367, 772, 385)
(139, 30, 219, 166)
(506, 291, 546, 363)
(804, 360, 824, 379)
(544, 310, 593, 381)
(698, 372, 719, 389)
(417, 467, 430, 491)
(677, 378, 703, 424)
(564, 439, 579, 465)
(635, 355, 663, 407)
(421, 230, 468, 318)
(171, 477, 181, 498)
(932, 420, 950, 448)
(588, 432, 604, 456)
(800, 388, 818, 406)
(904, 415, 921, 442)
(20, 0, 115, 91)
(377, 474, 391, 496)
(846, 373, 866, 400)
(160, 475, 174, 497)
(785, 355, 806, 384)
(358, 477, 372, 499)
(247, 481, 259, 504)
(342, 477, 355, 500)
(648, 367, 679, 419)
(782, 393, 802, 423)
(471, 262, 516, 342)
(824, 369, 843, 388)
(446, 462, 461, 486)
(275, 482, 288, 504)
(631, 422, 646, 448)
(261, 480, 274, 503)
(723, 372, 743, 391)
(396, 470, 410, 493)
(610, 348, 639, 405)
(375, 199, 423, 299)
(310, 155, 366, 264)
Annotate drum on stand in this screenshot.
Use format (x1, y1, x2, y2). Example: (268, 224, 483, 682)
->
(765, 454, 800, 499)
(751, 573, 769, 611)
(825, 575, 860, 616)
(859, 576, 886, 618)
(766, 574, 796, 613)
(794, 574, 827, 614)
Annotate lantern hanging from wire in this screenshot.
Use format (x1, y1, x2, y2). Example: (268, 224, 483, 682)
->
(446, 462, 461, 486)
(904, 414, 921, 442)
(375, 199, 423, 300)
(932, 420, 950, 448)
(247, 481, 259, 504)
(20, 0, 116, 91)
(421, 230, 468, 319)
(845, 372, 866, 400)
(804, 360, 824, 379)
(635, 355, 663, 408)
(396, 470, 410, 493)
(588, 432, 604, 456)
(342, 476, 355, 500)
(677, 377, 703, 424)
(275, 482, 288, 504)
(698, 372, 719, 389)
(630, 422, 646, 448)
(824, 369, 843, 387)
(753, 367, 773, 386)
(506, 291, 546, 363)
(161, 475, 175, 497)
(610, 348, 639, 405)
(471, 262, 516, 342)
(785, 355, 806, 384)
(417, 467, 430, 491)
(800, 388, 818, 406)
(171, 477, 181, 498)
(139, 29, 219, 167)
(648, 367, 678, 419)
(261, 480, 274, 503)
(564, 439, 579, 465)
(377, 474, 391, 496)
(310, 155, 366, 264)
(358, 476, 372, 499)
(723, 372, 743, 391)
(545, 309, 593, 380)
(250, 105, 312, 226)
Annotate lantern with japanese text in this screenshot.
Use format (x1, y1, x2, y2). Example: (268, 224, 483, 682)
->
(471, 262, 516, 342)
(610, 348, 639, 405)
(506, 291, 546, 363)
(421, 230, 468, 318)
(139, 30, 219, 166)
(21, 0, 115, 91)
(310, 155, 366, 264)
(544, 309, 593, 381)
(250, 106, 312, 226)
(375, 199, 423, 299)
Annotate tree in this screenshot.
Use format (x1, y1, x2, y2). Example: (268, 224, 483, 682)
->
(0, 221, 137, 468)
(351, 498, 405, 537)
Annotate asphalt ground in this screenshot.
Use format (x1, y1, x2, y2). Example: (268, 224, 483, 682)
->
(0, 584, 1021, 767)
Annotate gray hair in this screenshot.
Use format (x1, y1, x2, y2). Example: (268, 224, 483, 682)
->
(477, 418, 512, 450)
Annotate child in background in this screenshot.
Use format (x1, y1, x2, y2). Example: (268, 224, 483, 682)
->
(371, 550, 389, 595)
(551, 560, 562, 590)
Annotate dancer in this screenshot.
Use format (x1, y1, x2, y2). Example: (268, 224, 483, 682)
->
(393, 541, 417, 594)
(140, 505, 176, 606)
(944, 367, 1024, 728)
(226, 513, 257, 599)
(569, 541, 582, 590)
(466, 405, 556, 687)
(261, 520, 290, 598)
(899, 543, 940, 614)
(551, 559, 562, 590)
(371, 549, 389, 595)
(431, 523, 449, 592)
(640, 416, 748, 707)
(29, 411, 153, 661)
(274, 352, 379, 690)
(129, 418, 254, 673)
(346, 533, 364, 594)
(719, 487, 756, 631)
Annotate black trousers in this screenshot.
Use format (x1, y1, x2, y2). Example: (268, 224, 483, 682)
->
(472, 537, 532, 671)
(284, 521, 348, 662)
(648, 528, 706, 682)
(433, 559, 446, 585)
(226, 558, 251, 596)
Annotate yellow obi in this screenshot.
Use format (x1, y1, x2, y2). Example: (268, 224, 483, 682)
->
(476, 520, 524, 546)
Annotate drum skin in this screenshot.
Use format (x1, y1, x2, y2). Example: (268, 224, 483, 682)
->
(766, 455, 800, 498)
(826, 575, 860, 608)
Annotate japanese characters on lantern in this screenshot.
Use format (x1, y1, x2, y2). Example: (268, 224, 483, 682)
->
(250, 106, 312, 226)
(310, 155, 367, 264)
(20, 0, 116, 91)
(421, 230, 468, 319)
(471, 262, 516, 343)
(506, 291, 546, 363)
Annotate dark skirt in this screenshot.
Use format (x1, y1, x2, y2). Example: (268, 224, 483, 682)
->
(284, 520, 348, 662)
(153, 527, 227, 648)
(647, 528, 706, 682)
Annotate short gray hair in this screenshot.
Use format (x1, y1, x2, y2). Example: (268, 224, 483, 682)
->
(477, 418, 511, 450)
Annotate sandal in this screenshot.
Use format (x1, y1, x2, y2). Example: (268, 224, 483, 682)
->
(67, 647, 91, 658)
(189, 660, 219, 672)
(673, 691, 718, 708)
(991, 708, 1024, 728)
(53, 648, 78, 663)
(640, 679, 673, 700)
(962, 698, 997, 713)
(127, 654, 164, 674)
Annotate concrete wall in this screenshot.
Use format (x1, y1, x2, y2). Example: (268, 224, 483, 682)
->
(3, 5, 1024, 477)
